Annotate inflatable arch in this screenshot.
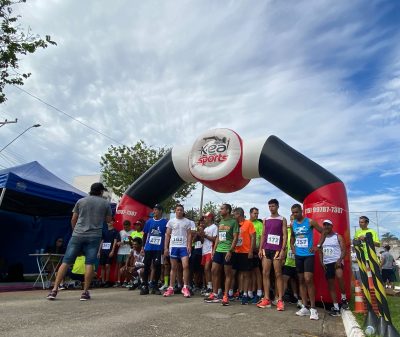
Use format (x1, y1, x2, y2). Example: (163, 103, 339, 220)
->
(115, 128, 351, 301)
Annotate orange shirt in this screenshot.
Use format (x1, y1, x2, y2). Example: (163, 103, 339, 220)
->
(235, 219, 255, 253)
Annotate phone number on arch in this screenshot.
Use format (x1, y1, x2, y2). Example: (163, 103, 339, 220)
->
(304, 206, 344, 214)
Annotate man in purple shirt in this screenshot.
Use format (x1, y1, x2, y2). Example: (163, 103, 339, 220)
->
(257, 199, 287, 311)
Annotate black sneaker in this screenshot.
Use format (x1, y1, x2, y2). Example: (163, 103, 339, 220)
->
(80, 291, 91, 301)
(46, 290, 58, 300)
(341, 300, 349, 310)
(329, 307, 341, 317)
(140, 286, 149, 295)
(174, 286, 182, 294)
(151, 287, 161, 295)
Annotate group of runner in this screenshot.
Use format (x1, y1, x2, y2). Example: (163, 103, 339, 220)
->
(139, 200, 349, 320)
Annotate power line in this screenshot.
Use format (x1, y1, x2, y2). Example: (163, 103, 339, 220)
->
(13, 85, 125, 146)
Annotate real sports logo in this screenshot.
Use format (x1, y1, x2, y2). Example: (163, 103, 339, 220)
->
(197, 136, 230, 166)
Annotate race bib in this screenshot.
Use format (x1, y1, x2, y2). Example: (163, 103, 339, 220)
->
(219, 231, 227, 242)
(295, 237, 309, 248)
(149, 236, 161, 245)
(288, 250, 295, 260)
(323, 247, 334, 256)
(171, 236, 184, 246)
(194, 241, 202, 249)
(267, 234, 280, 246)
(102, 242, 111, 250)
(236, 237, 243, 247)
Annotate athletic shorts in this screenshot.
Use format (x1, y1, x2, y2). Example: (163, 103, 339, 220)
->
(382, 269, 395, 283)
(282, 265, 296, 278)
(170, 247, 189, 260)
(117, 254, 129, 264)
(324, 262, 343, 279)
(295, 255, 314, 274)
(63, 236, 101, 265)
(99, 251, 113, 266)
(143, 250, 162, 267)
(190, 252, 203, 272)
(263, 249, 279, 260)
(201, 253, 212, 266)
(213, 251, 232, 266)
(232, 253, 251, 271)
(252, 256, 261, 269)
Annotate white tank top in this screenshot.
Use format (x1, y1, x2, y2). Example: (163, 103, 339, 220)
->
(322, 233, 341, 264)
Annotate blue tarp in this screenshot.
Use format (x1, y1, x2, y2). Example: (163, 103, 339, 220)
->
(0, 161, 86, 216)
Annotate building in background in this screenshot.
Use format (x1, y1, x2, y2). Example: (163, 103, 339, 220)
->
(72, 174, 119, 203)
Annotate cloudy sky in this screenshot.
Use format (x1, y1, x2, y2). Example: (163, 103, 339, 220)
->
(1, 0, 400, 236)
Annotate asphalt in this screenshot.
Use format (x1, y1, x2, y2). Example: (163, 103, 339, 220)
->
(0, 288, 346, 337)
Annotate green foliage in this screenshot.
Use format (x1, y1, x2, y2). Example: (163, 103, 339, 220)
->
(0, 0, 56, 103)
(100, 140, 196, 212)
(381, 232, 399, 241)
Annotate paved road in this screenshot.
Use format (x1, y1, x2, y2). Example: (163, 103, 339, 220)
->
(0, 289, 346, 337)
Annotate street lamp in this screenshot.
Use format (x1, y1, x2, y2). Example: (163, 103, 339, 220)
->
(0, 124, 41, 154)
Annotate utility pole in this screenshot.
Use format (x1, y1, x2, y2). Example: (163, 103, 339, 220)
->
(0, 118, 18, 127)
(199, 184, 205, 218)
(375, 211, 380, 238)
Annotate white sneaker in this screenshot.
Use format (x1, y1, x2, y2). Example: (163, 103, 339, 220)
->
(159, 284, 168, 291)
(271, 298, 278, 306)
(296, 300, 303, 309)
(310, 308, 319, 320)
(296, 306, 311, 316)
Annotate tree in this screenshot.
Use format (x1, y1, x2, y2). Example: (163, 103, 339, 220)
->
(0, 0, 56, 103)
(381, 232, 398, 241)
(100, 140, 196, 212)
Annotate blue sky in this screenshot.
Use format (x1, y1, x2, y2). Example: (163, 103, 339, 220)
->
(1, 0, 400, 237)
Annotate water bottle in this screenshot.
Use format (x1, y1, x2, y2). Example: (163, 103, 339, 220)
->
(365, 326, 375, 336)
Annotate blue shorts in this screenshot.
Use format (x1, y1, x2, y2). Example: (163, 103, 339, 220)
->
(63, 236, 101, 265)
(170, 247, 189, 260)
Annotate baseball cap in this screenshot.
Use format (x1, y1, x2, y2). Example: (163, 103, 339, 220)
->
(153, 204, 163, 211)
(90, 182, 108, 193)
(323, 219, 333, 225)
(204, 212, 214, 219)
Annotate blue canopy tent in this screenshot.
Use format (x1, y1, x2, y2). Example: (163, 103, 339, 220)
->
(0, 161, 86, 278)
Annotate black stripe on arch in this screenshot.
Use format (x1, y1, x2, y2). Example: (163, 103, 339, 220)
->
(259, 136, 341, 202)
(125, 150, 186, 208)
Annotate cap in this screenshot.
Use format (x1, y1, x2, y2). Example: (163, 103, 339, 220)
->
(323, 219, 333, 225)
(134, 220, 142, 225)
(90, 182, 108, 193)
(153, 204, 163, 211)
(204, 212, 214, 219)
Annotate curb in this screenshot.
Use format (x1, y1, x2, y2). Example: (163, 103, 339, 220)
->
(342, 310, 365, 337)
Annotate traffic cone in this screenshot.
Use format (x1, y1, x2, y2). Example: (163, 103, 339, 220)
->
(354, 280, 366, 313)
(367, 267, 374, 289)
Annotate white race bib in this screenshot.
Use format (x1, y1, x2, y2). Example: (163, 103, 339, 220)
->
(236, 237, 243, 247)
(288, 250, 295, 260)
(195, 241, 202, 249)
(171, 236, 184, 247)
(323, 247, 334, 256)
(149, 236, 161, 245)
(219, 231, 227, 242)
(295, 237, 309, 248)
(267, 234, 280, 246)
(102, 242, 111, 250)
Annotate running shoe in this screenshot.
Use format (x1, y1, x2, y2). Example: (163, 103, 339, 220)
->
(113, 282, 121, 288)
(80, 291, 91, 301)
(310, 308, 319, 320)
(296, 306, 311, 316)
(159, 284, 169, 291)
(221, 295, 230, 306)
(204, 293, 220, 303)
(272, 298, 278, 306)
(182, 287, 191, 298)
(241, 296, 249, 305)
(296, 300, 303, 309)
(251, 295, 260, 304)
(46, 290, 58, 300)
(233, 290, 240, 299)
(203, 288, 213, 297)
(329, 307, 341, 317)
(257, 298, 271, 308)
(151, 287, 161, 295)
(140, 286, 149, 295)
(277, 300, 285, 311)
(58, 284, 66, 291)
(163, 287, 174, 297)
(288, 295, 298, 304)
(174, 286, 182, 294)
(341, 300, 349, 310)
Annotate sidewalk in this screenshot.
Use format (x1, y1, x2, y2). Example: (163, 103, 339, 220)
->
(0, 288, 346, 337)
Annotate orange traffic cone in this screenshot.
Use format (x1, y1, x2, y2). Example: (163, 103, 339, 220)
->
(367, 267, 374, 289)
(354, 280, 366, 313)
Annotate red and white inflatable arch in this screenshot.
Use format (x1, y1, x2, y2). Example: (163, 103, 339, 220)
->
(115, 128, 351, 301)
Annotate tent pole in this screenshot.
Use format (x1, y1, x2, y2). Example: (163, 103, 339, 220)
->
(0, 188, 6, 208)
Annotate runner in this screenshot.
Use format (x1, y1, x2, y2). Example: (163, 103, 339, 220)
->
(201, 212, 218, 296)
(317, 219, 348, 316)
(249, 207, 263, 303)
(163, 204, 192, 298)
(290, 203, 323, 320)
(204, 203, 239, 306)
(257, 199, 287, 311)
(232, 207, 255, 305)
(140, 204, 168, 295)
(115, 220, 134, 287)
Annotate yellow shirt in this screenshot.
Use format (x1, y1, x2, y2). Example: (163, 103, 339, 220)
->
(354, 228, 380, 261)
(130, 231, 144, 239)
